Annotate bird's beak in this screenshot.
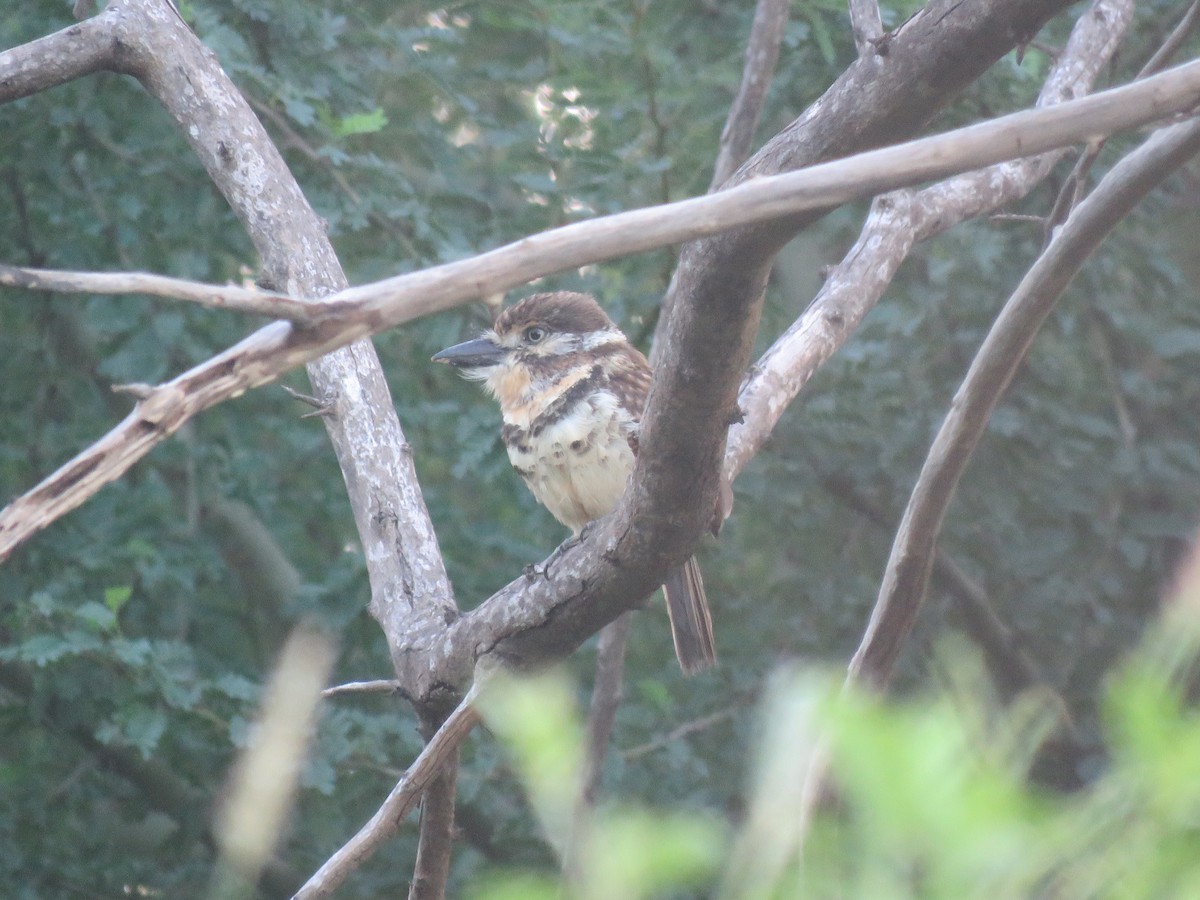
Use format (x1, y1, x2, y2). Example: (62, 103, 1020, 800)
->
(431, 337, 507, 368)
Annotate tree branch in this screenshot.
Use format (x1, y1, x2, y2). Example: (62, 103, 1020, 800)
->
(578, 612, 632, 807)
(294, 685, 483, 900)
(710, 0, 790, 189)
(0, 12, 118, 102)
(0, 0, 457, 704)
(0, 263, 313, 320)
(726, 0, 1135, 483)
(854, 116, 1200, 690)
(1, 16, 1192, 684)
(1138, 0, 1200, 79)
(407, 747, 458, 900)
(321, 680, 403, 699)
(848, 0, 884, 59)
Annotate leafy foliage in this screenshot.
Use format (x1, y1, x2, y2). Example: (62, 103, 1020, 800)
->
(471, 597, 1200, 899)
(2, 0, 1200, 896)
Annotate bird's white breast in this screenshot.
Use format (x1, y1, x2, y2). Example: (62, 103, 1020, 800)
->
(505, 389, 636, 533)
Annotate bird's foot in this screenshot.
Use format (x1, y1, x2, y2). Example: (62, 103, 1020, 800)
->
(525, 530, 587, 580)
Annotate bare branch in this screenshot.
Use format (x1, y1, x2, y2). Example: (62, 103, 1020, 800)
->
(854, 115, 1200, 690)
(0, 13, 118, 102)
(321, 680, 403, 699)
(0, 51, 1195, 626)
(408, 750, 458, 900)
(294, 685, 483, 900)
(1046, 1, 1200, 234)
(0, 0, 457, 703)
(621, 705, 740, 761)
(579, 614, 632, 805)
(848, 0, 885, 58)
(0, 264, 312, 320)
(726, 0, 1136, 483)
(710, 0, 790, 189)
(1138, 0, 1200, 78)
(813, 465, 1078, 715)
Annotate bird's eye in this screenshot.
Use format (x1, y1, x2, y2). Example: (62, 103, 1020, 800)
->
(524, 326, 547, 344)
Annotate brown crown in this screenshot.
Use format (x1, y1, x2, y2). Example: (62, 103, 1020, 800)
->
(494, 291, 618, 337)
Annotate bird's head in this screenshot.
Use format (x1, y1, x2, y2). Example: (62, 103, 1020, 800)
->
(432, 292, 624, 404)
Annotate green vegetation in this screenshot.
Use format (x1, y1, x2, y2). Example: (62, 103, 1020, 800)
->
(2, 0, 1200, 896)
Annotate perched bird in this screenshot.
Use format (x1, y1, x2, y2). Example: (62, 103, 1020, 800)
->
(432, 291, 717, 675)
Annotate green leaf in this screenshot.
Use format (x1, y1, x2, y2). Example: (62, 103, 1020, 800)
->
(103, 584, 133, 615)
(332, 108, 388, 137)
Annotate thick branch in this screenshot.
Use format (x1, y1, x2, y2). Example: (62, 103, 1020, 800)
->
(0, 13, 118, 101)
(726, 0, 1135, 482)
(128, 0, 456, 699)
(853, 116, 1200, 689)
(0, 0, 455, 701)
(2, 56, 1197, 679)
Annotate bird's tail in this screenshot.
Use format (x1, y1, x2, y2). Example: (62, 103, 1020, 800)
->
(662, 556, 717, 675)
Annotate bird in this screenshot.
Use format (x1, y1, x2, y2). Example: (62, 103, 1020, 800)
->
(432, 291, 717, 675)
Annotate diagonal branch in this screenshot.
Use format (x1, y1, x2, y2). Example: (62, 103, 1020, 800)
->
(1138, 0, 1200, 79)
(851, 115, 1200, 690)
(710, 0, 790, 189)
(294, 684, 484, 900)
(0, 0, 456, 703)
(789, 111, 1200, 861)
(726, 0, 1135, 483)
(1, 46, 1196, 669)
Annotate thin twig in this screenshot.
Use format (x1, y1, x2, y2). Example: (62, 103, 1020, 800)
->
(990, 213, 1046, 225)
(1137, 0, 1200, 78)
(294, 683, 484, 900)
(621, 706, 739, 760)
(246, 93, 365, 207)
(710, 0, 790, 189)
(320, 679, 403, 698)
(0, 264, 312, 320)
(1047, 0, 1200, 234)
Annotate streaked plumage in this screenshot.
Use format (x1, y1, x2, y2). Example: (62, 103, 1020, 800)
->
(433, 291, 716, 675)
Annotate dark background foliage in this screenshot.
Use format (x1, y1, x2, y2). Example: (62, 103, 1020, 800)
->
(2, 0, 1199, 895)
